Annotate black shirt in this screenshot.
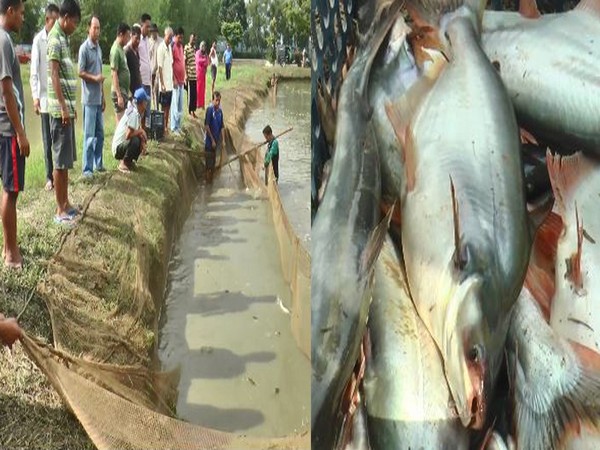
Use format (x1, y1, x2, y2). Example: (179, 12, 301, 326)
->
(125, 44, 142, 93)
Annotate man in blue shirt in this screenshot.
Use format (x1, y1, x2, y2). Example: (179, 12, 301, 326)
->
(223, 43, 233, 81)
(204, 90, 223, 183)
(78, 15, 105, 178)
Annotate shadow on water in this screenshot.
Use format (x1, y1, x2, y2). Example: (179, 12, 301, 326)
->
(180, 404, 265, 433)
(179, 347, 276, 379)
(187, 291, 277, 317)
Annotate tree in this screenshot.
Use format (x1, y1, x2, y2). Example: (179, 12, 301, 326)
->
(246, 0, 269, 52)
(221, 21, 243, 49)
(282, 0, 310, 48)
(219, 0, 247, 30)
(18, 0, 45, 43)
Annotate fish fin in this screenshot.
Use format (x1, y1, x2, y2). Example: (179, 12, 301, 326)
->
(513, 315, 600, 449)
(528, 193, 554, 240)
(546, 149, 594, 218)
(381, 199, 402, 229)
(384, 102, 417, 192)
(449, 176, 467, 271)
(575, 0, 600, 17)
(519, 0, 541, 19)
(360, 205, 394, 277)
(566, 204, 584, 293)
(525, 211, 562, 321)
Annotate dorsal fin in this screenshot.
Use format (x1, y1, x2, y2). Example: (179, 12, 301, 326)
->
(576, 0, 600, 17)
(519, 0, 541, 19)
(525, 211, 562, 321)
(546, 149, 594, 218)
(450, 175, 464, 270)
(566, 204, 585, 294)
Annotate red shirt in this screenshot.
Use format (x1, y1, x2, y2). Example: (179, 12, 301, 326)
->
(172, 41, 185, 86)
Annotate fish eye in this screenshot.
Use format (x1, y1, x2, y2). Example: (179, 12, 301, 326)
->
(467, 344, 483, 364)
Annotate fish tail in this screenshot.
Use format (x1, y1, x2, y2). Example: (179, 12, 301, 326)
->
(515, 336, 600, 449)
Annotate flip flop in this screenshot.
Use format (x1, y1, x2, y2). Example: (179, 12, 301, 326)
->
(54, 215, 75, 226)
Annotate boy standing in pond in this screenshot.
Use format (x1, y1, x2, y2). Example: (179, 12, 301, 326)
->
(263, 125, 279, 184)
(204, 91, 223, 184)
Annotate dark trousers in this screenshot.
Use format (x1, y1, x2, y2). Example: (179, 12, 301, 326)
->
(40, 113, 53, 182)
(115, 136, 142, 163)
(225, 63, 231, 80)
(272, 154, 279, 181)
(491, 0, 503, 10)
(188, 80, 197, 113)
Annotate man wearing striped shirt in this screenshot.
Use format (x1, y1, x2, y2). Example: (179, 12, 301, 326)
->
(30, 3, 58, 191)
(184, 33, 197, 118)
(47, 0, 80, 225)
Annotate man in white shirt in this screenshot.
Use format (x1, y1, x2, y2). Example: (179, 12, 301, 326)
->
(30, 3, 58, 191)
(148, 23, 159, 109)
(138, 13, 152, 128)
(112, 87, 148, 173)
(157, 26, 173, 134)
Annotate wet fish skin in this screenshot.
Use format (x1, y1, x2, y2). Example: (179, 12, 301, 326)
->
(507, 287, 600, 450)
(364, 238, 469, 450)
(368, 16, 419, 207)
(399, 14, 530, 429)
(482, 9, 600, 155)
(311, 3, 403, 442)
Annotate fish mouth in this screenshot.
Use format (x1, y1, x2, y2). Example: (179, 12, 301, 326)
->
(466, 387, 486, 429)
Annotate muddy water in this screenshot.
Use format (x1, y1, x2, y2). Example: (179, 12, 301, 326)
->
(243, 81, 311, 249)
(158, 123, 310, 436)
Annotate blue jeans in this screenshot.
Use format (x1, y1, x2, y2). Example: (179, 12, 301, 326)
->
(143, 85, 151, 127)
(170, 84, 184, 132)
(82, 104, 104, 173)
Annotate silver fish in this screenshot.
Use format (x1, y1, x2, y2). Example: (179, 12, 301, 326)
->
(482, 6, 600, 154)
(390, 10, 530, 429)
(311, 2, 402, 447)
(364, 238, 469, 450)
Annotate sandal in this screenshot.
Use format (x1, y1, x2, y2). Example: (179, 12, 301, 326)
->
(54, 215, 75, 226)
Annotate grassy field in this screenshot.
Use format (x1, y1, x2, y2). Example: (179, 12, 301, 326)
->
(0, 61, 309, 449)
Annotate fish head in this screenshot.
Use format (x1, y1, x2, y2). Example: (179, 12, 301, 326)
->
(444, 273, 489, 430)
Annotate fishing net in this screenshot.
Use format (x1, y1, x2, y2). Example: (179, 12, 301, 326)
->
(236, 138, 311, 360)
(13, 91, 309, 449)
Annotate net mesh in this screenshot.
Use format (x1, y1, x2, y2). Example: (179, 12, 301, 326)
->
(14, 84, 310, 450)
(236, 139, 311, 359)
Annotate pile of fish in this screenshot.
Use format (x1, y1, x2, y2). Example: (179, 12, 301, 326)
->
(311, 0, 600, 448)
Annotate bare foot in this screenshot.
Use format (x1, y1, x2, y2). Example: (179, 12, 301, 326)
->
(44, 180, 54, 191)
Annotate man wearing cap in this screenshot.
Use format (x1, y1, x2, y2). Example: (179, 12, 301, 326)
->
(78, 15, 105, 179)
(112, 87, 148, 173)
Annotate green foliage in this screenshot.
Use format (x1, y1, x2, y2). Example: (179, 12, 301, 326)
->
(220, 21, 243, 49)
(218, 0, 247, 30)
(246, 0, 309, 54)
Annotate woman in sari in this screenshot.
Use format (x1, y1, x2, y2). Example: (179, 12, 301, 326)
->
(195, 41, 210, 110)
